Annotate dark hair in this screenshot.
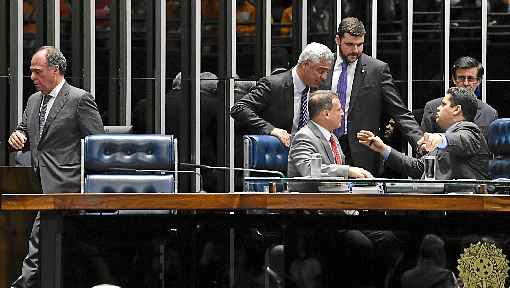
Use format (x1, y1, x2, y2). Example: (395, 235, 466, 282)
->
(451, 56, 484, 80)
(308, 90, 337, 119)
(337, 17, 366, 37)
(447, 87, 478, 122)
(419, 234, 446, 267)
(37, 46, 67, 75)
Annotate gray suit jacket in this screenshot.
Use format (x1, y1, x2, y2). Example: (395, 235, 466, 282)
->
(421, 97, 498, 140)
(288, 122, 349, 192)
(16, 82, 104, 193)
(386, 121, 490, 180)
(326, 54, 423, 175)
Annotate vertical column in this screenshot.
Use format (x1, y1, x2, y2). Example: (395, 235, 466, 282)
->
(47, 0, 60, 48)
(444, 0, 450, 93)
(371, 0, 377, 58)
(191, 0, 201, 192)
(481, 0, 487, 103)
(83, 0, 95, 96)
(9, 0, 23, 135)
(155, 0, 166, 133)
(301, 0, 307, 50)
(407, 0, 414, 156)
(227, 0, 236, 191)
(119, 0, 132, 126)
(264, 0, 271, 76)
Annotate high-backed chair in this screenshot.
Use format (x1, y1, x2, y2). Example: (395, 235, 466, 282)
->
(488, 118, 510, 179)
(243, 135, 288, 191)
(82, 134, 178, 193)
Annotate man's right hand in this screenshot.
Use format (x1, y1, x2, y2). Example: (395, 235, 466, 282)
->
(8, 130, 27, 150)
(348, 167, 373, 179)
(270, 128, 291, 147)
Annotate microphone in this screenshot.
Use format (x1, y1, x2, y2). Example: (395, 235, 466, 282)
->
(265, 266, 283, 287)
(179, 163, 285, 178)
(361, 64, 366, 74)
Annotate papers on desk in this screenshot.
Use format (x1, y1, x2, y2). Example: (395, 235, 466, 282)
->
(318, 181, 383, 194)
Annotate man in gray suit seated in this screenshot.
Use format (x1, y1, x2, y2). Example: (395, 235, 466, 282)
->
(358, 87, 490, 180)
(421, 56, 498, 140)
(288, 90, 372, 192)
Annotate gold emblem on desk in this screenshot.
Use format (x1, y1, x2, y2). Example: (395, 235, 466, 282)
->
(457, 241, 509, 287)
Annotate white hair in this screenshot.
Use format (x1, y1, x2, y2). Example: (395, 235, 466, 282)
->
(297, 42, 334, 65)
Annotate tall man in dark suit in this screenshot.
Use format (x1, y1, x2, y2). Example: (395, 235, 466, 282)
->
(231, 42, 334, 147)
(8, 46, 104, 288)
(358, 87, 490, 180)
(421, 56, 498, 139)
(327, 17, 422, 176)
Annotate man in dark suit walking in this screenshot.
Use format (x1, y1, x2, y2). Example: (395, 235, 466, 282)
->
(358, 87, 490, 180)
(230, 42, 334, 147)
(327, 17, 422, 176)
(8, 46, 104, 288)
(421, 56, 498, 139)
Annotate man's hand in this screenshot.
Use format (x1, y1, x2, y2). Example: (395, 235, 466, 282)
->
(348, 167, 373, 179)
(357, 130, 387, 154)
(417, 132, 442, 153)
(270, 128, 291, 147)
(8, 130, 27, 150)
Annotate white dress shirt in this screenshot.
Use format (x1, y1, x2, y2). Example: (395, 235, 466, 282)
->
(291, 66, 308, 135)
(40, 78, 66, 126)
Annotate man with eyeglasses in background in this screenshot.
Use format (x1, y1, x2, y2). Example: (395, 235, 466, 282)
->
(421, 56, 498, 139)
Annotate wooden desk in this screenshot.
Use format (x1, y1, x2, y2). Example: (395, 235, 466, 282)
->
(3, 193, 510, 288)
(3, 192, 510, 212)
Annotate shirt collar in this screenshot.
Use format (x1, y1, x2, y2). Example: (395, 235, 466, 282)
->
(292, 66, 306, 92)
(335, 53, 358, 68)
(310, 120, 333, 141)
(47, 78, 66, 98)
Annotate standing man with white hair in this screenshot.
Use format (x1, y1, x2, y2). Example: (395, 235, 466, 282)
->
(231, 42, 334, 147)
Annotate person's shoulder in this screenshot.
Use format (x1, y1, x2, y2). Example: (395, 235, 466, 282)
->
(477, 99, 498, 114)
(425, 97, 442, 107)
(361, 53, 387, 67)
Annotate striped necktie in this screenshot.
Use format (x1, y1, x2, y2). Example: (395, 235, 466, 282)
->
(330, 135, 342, 165)
(334, 61, 348, 138)
(39, 94, 51, 136)
(298, 86, 310, 130)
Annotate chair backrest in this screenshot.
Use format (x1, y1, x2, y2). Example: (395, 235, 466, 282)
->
(82, 134, 178, 193)
(488, 118, 510, 179)
(243, 135, 288, 191)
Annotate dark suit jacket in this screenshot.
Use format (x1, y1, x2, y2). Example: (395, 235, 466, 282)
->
(16, 82, 104, 193)
(386, 121, 490, 180)
(288, 122, 348, 192)
(421, 97, 498, 139)
(326, 54, 423, 175)
(401, 261, 456, 288)
(230, 70, 295, 134)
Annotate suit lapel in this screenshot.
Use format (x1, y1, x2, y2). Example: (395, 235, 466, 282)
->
(282, 70, 295, 116)
(33, 92, 44, 140)
(348, 54, 367, 115)
(40, 82, 71, 140)
(308, 123, 335, 163)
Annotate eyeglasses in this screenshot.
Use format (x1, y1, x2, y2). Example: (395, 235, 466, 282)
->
(455, 76, 479, 83)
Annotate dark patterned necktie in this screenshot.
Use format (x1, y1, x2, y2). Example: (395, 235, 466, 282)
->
(298, 86, 310, 130)
(39, 94, 51, 136)
(334, 61, 348, 137)
(330, 135, 342, 165)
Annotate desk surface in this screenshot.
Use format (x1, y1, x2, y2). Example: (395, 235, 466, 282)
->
(3, 193, 510, 212)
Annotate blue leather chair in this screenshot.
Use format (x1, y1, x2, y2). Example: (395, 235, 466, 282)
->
(243, 135, 288, 191)
(81, 134, 178, 193)
(488, 118, 510, 179)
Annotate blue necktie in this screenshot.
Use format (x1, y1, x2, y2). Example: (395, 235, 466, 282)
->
(334, 62, 348, 137)
(298, 86, 310, 130)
